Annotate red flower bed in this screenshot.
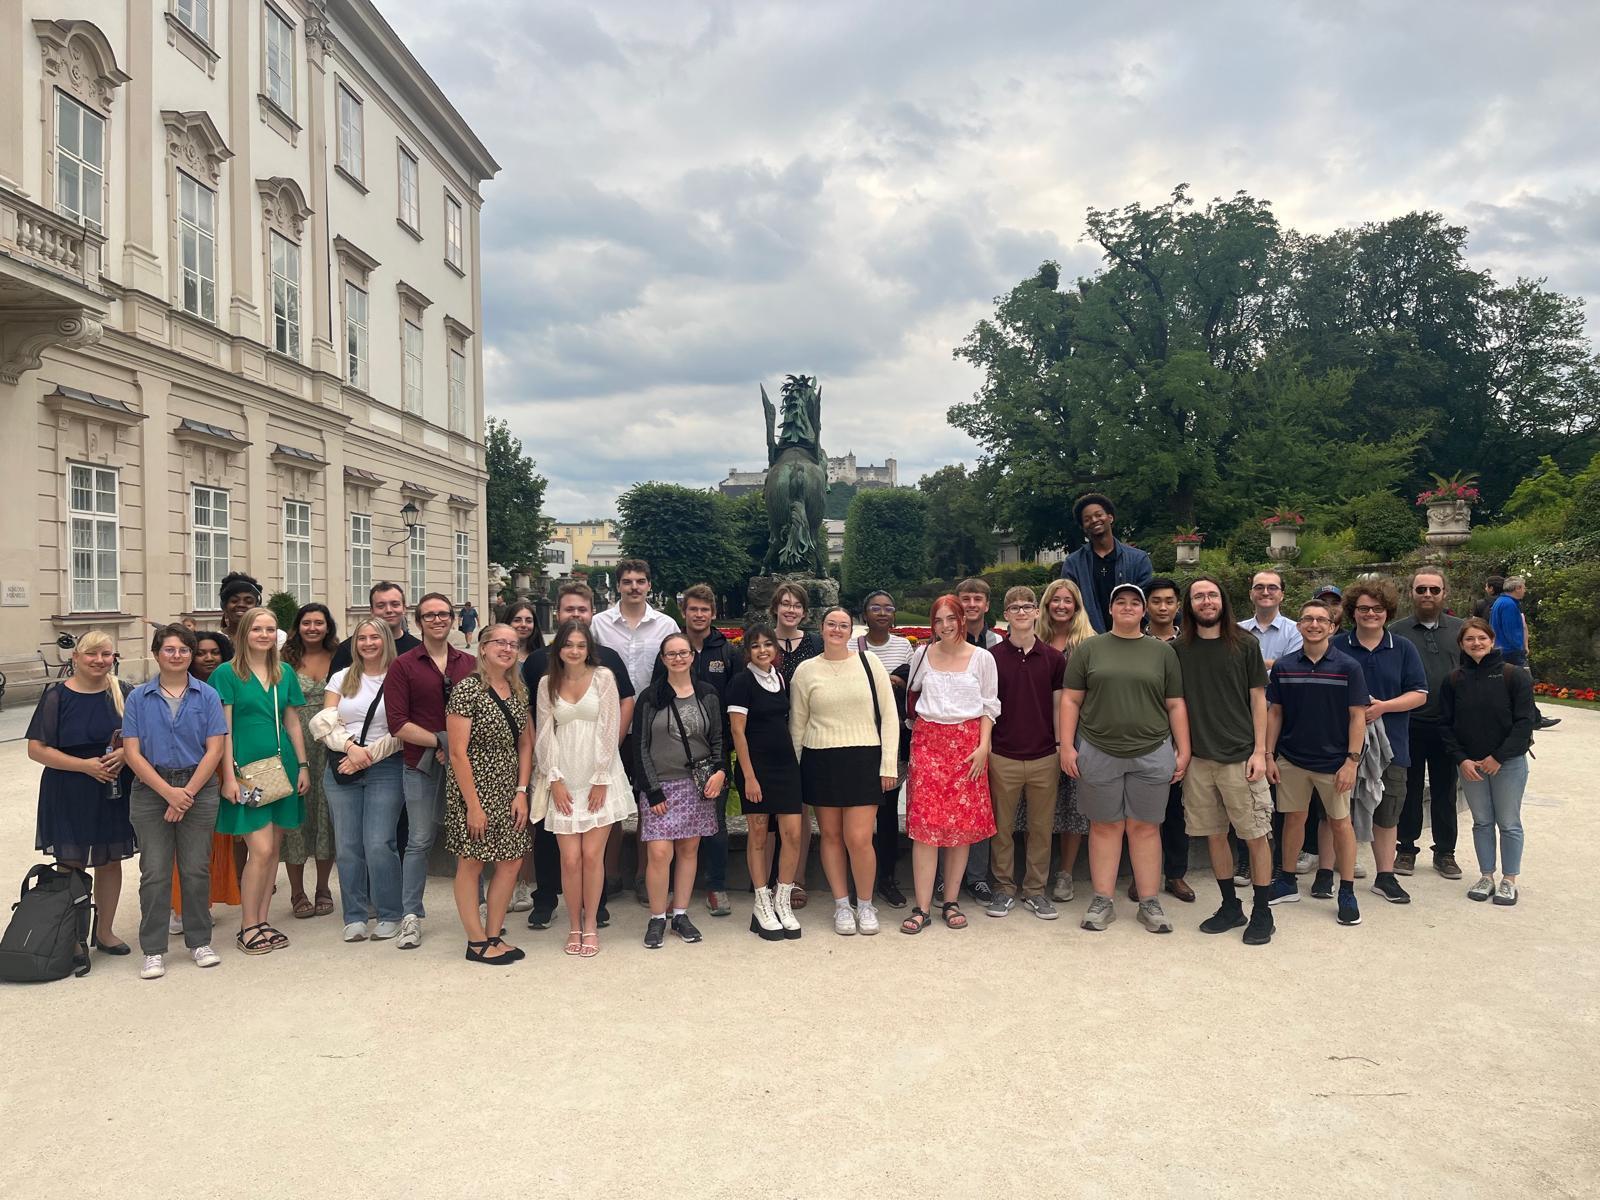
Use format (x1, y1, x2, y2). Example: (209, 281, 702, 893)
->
(1534, 682, 1598, 703)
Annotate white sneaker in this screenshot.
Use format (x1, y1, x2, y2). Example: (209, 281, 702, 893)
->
(397, 914, 421, 950)
(1354, 862, 1368, 879)
(1294, 852, 1317, 875)
(373, 920, 401, 940)
(342, 922, 369, 942)
(140, 954, 165, 979)
(191, 945, 221, 969)
(168, 910, 183, 935)
(509, 880, 533, 913)
(833, 904, 857, 936)
(856, 901, 880, 935)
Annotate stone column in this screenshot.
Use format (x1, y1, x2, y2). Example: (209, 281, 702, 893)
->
(134, 369, 174, 621)
(226, 0, 260, 340)
(120, 0, 164, 297)
(0, 3, 26, 191)
(302, 8, 339, 379)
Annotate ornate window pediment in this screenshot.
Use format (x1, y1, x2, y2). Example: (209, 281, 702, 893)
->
(257, 176, 313, 241)
(163, 110, 233, 186)
(34, 20, 130, 115)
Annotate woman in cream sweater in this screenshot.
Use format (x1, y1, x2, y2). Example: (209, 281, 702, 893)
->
(789, 607, 899, 937)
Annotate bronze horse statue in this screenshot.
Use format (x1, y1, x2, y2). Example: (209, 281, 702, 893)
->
(761, 374, 828, 577)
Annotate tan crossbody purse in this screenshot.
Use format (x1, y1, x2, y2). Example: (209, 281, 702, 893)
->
(235, 678, 293, 807)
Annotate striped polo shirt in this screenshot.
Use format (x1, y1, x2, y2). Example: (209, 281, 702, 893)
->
(1266, 645, 1371, 773)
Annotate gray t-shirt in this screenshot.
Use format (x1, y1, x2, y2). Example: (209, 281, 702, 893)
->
(647, 694, 711, 783)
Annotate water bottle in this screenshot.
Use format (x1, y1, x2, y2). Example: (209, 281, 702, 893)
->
(104, 730, 123, 801)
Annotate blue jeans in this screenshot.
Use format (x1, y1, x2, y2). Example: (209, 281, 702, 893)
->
(1460, 754, 1526, 876)
(401, 765, 442, 918)
(325, 755, 405, 924)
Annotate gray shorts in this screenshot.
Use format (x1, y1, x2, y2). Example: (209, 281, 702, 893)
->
(1075, 738, 1175, 825)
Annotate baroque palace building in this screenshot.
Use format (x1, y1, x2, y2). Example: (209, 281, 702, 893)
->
(0, 0, 498, 694)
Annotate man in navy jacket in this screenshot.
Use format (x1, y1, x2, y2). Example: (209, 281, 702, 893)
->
(1060, 493, 1154, 633)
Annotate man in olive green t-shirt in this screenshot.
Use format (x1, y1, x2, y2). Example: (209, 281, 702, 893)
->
(1059, 583, 1189, 934)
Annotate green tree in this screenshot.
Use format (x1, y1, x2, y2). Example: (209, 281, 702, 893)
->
(484, 417, 552, 572)
(616, 482, 747, 598)
(1350, 491, 1422, 560)
(267, 591, 300, 633)
(917, 464, 997, 578)
(840, 488, 927, 606)
(1504, 455, 1574, 523)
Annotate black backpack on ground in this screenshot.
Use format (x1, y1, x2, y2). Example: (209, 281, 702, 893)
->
(0, 865, 94, 982)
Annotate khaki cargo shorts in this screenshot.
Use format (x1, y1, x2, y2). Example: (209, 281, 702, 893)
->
(1182, 757, 1272, 840)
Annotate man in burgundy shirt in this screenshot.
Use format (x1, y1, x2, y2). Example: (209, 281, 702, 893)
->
(985, 585, 1067, 920)
(385, 591, 475, 949)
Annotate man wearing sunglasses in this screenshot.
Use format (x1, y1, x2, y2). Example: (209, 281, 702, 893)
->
(1387, 571, 1464, 879)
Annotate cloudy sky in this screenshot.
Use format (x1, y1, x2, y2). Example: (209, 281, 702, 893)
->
(382, 0, 1600, 520)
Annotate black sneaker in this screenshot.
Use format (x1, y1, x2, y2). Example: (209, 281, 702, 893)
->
(1310, 869, 1335, 900)
(967, 879, 995, 905)
(1370, 873, 1411, 904)
(527, 906, 554, 930)
(1337, 890, 1361, 926)
(877, 878, 907, 909)
(671, 913, 703, 943)
(1199, 901, 1246, 934)
(1243, 905, 1274, 945)
(643, 916, 667, 949)
(597, 902, 610, 929)
(1537, 715, 1561, 729)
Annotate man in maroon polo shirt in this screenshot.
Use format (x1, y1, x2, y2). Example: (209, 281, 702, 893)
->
(385, 590, 475, 949)
(985, 585, 1067, 920)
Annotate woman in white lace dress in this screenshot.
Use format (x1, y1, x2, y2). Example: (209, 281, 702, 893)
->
(534, 620, 630, 957)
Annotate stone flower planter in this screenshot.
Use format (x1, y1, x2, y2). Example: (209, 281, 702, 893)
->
(1174, 541, 1201, 567)
(1267, 526, 1300, 561)
(1424, 499, 1472, 549)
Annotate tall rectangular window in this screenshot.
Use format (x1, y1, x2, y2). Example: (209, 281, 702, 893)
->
(284, 500, 311, 603)
(55, 92, 105, 233)
(455, 531, 470, 602)
(408, 523, 427, 598)
(177, 0, 211, 42)
(349, 512, 372, 604)
(265, 6, 295, 112)
(271, 232, 301, 358)
(345, 282, 368, 389)
(178, 172, 216, 321)
(192, 485, 230, 610)
(398, 147, 419, 230)
(336, 85, 363, 178)
(68, 464, 118, 612)
(403, 321, 423, 414)
(445, 194, 463, 269)
(448, 347, 467, 433)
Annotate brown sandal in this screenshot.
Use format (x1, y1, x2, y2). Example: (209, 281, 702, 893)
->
(939, 901, 968, 930)
(789, 885, 808, 910)
(313, 891, 335, 916)
(290, 893, 315, 919)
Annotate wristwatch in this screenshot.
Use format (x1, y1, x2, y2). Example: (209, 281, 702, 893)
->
(1345, 752, 1360, 762)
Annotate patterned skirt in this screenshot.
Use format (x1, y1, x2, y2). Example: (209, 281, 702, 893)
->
(638, 776, 717, 842)
(1016, 771, 1090, 835)
(907, 719, 997, 848)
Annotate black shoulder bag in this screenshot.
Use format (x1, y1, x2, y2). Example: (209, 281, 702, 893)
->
(326, 685, 385, 786)
(667, 693, 720, 793)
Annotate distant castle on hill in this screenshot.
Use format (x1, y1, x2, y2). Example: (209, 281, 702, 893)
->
(718, 452, 898, 497)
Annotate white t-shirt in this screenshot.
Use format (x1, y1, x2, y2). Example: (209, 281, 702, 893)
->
(325, 668, 390, 740)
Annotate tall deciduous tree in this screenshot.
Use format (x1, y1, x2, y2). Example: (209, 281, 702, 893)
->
(484, 417, 551, 573)
(917, 464, 997, 578)
(840, 489, 927, 606)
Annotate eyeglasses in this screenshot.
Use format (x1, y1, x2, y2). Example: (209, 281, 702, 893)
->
(483, 638, 518, 650)
(1005, 603, 1038, 614)
(419, 611, 453, 622)
(1251, 584, 1283, 592)
(662, 649, 694, 660)
(158, 646, 192, 657)
(1413, 585, 1443, 595)
(1353, 604, 1387, 615)
(1299, 616, 1332, 626)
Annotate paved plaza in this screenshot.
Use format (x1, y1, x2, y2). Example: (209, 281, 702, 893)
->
(1, 712, 1596, 1199)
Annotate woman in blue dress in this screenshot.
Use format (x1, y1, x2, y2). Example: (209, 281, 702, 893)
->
(26, 630, 136, 954)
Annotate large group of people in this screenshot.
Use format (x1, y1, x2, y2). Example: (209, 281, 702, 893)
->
(22, 498, 1546, 979)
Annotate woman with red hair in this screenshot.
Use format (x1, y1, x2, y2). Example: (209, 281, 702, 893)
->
(899, 595, 1000, 933)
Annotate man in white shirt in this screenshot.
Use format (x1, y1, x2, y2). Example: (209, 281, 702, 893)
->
(1238, 569, 1302, 671)
(590, 558, 680, 695)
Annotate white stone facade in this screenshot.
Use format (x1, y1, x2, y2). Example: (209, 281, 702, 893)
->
(0, 1, 498, 694)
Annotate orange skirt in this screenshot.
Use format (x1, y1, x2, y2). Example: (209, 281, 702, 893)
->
(170, 833, 242, 908)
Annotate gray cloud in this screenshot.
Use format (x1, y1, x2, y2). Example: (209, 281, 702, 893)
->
(385, 0, 1600, 517)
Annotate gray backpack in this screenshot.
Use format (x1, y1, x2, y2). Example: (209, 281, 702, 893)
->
(0, 865, 94, 982)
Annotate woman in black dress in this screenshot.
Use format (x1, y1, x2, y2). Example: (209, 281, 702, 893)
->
(25, 630, 136, 953)
(727, 625, 803, 941)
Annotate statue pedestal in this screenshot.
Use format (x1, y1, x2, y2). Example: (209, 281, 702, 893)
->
(747, 574, 839, 626)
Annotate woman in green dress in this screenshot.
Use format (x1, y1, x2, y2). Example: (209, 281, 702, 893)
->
(214, 606, 310, 954)
(282, 603, 337, 918)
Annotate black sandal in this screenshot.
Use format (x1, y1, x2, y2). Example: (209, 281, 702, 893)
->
(900, 907, 931, 935)
(940, 901, 968, 930)
(262, 925, 290, 948)
(236, 923, 273, 955)
(488, 936, 525, 962)
(465, 938, 517, 966)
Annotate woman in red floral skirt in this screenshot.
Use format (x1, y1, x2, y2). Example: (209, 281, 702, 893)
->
(900, 595, 1000, 933)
